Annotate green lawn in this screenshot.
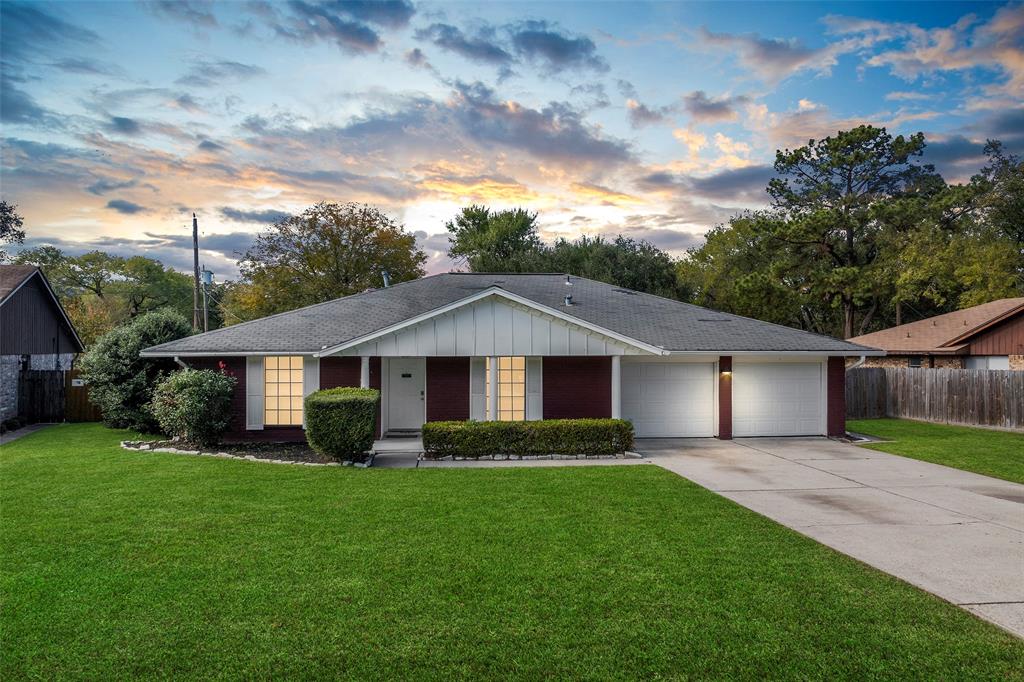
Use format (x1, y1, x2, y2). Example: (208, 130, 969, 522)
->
(2, 425, 1021, 680)
(848, 418, 1024, 485)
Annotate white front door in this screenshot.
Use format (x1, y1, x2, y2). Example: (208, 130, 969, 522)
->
(732, 362, 824, 437)
(621, 361, 716, 437)
(387, 358, 425, 431)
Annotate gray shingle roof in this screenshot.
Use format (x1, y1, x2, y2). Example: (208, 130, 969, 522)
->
(141, 273, 879, 356)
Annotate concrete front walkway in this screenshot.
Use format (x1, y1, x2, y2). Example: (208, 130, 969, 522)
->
(0, 423, 53, 446)
(637, 437, 1024, 638)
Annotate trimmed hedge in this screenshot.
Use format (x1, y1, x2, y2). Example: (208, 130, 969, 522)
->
(422, 419, 634, 459)
(305, 388, 380, 462)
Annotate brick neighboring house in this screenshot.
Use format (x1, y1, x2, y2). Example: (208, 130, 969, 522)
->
(141, 273, 881, 442)
(848, 298, 1024, 370)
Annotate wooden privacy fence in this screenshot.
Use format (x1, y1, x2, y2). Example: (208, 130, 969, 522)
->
(65, 369, 103, 422)
(17, 370, 65, 423)
(846, 367, 1024, 430)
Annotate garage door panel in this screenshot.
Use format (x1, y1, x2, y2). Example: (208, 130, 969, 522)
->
(622, 362, 715, 437)
(733, 363, 823, 437)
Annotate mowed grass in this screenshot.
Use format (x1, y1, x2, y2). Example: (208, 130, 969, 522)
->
(2, 425, 1021, 680)
(848, 418, 1024, 485)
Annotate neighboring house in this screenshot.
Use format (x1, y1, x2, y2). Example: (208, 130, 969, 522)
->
(848, 298, 1024, 370)
(0, 265, 85, 421)
(141, 273, 881, 442)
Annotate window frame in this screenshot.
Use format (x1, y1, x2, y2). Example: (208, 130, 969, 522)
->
(263, 355, 304, 426)
(908, 356, 923, 368)
(486, 356, 527, 421)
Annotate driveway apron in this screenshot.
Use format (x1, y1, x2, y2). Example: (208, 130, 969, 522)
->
(638, 437, 1024, 638)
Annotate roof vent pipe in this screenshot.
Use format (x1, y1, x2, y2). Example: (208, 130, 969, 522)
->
(564, 294, 573, 306)
(382, 270, 391, 288)
(565, 274, 573, 286)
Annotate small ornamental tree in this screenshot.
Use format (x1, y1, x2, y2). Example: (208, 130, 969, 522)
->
(152, 368, 236, 445)
(79, 309, 191, 432)
(305, 388, 380, 462)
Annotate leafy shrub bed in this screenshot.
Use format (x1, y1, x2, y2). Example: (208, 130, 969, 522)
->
(151, 368, 236, 446)
(305, 388, 380, 462)
(422, 419, 634, 459)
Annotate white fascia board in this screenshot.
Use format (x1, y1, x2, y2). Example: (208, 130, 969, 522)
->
(137, 350, 319, 356)
(664, 349, 886, 357)
(315, 287, 667, 357)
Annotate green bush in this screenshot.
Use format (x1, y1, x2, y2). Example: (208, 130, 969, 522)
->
(305, 388, 380, 462)
(79, 310, 191, 432)
(151, 368, 236, 446)
(422, 419, 634, 459)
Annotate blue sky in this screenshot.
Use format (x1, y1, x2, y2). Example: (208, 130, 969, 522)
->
(2, 1, 1022, 276)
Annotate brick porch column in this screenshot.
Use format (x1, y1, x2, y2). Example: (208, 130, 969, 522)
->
(718, 356, 732, 440)
(827, 357, 846, 438)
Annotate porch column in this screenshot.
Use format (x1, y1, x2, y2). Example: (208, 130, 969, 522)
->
(718, 356, 732, 440)
(488, 356, 498, 421)
(360, 356, 370, 388)
(610, 355, 621, 419)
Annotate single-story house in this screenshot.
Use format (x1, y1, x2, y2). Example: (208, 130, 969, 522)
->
(141, 273, 881, 441)
(848, 298, 1024, 370)
(1, 265, 85, 422)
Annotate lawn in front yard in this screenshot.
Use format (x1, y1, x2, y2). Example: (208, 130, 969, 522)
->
(2, 424, 1021, 680)
(848, 418, 1024, 485)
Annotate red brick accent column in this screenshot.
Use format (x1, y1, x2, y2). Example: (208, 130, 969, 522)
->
(370, 357, 382, 438)
(426, 357, 470, 421)
(827, 356, 846, 438)
(718, 356, 732, 440)
(542, 357, 611, 419)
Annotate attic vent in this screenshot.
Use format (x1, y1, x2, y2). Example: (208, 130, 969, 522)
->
(612, 288, 638, 295)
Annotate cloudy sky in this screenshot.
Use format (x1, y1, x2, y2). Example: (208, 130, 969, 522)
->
(2, 1, 1022, 278)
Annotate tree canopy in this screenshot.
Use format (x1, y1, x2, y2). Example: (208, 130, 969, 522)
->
(0, 200, 25, 262)
(13, 246, 196, 345)
(223, 202, 426, 321)
(679, 127, 1023, 338)
(445, 206, 689, 300)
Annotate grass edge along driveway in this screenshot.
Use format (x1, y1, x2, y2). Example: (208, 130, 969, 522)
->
(848, 417, 1024, 485)
(2, 423, 1022, 680)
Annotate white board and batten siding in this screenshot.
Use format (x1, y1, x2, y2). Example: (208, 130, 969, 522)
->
(338, 297, 641, 358)
(245, 356, 321, 430)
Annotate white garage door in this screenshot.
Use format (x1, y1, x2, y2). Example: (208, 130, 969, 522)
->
(621, 362, 715, 437)
(732, 363, 823, 437)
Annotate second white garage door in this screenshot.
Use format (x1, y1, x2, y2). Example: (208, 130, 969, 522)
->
(621, 362, 715, 437)
(732, 363, 824, 437)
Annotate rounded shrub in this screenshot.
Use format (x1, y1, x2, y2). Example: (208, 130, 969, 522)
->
(151, 368, 237, 446)
(305, 387, 380, 462)
(79, 309, 191, 432)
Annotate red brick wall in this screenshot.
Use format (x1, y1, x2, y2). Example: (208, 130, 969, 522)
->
(718, 356, 732, 440)
(827, 356, 846, 438)
(542, 356, 611, 419)
(426, 357, 470, 421)
(320, 357, 360, 388)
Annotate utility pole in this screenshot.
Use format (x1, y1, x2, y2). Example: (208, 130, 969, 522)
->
(192, 213, 201, 332)
(201, 266, 212, 333)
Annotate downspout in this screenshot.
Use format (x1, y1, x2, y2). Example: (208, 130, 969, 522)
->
(846, 355, 866, 371)
(173, 356, 189, 369)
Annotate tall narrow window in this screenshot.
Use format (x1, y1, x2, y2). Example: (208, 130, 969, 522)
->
(265, 356, 304, 425)
(486, 356, 526, 421)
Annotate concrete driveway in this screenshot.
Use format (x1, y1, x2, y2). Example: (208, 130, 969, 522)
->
(637, 437, 1024, 638)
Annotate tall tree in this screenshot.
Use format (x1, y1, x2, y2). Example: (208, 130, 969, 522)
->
(13, 247, 193, 344)
(445, 205, 542, 272)
(226, 202, 426, 321)
(0, 200, 26, 262)
(766, 125, 942, 337)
